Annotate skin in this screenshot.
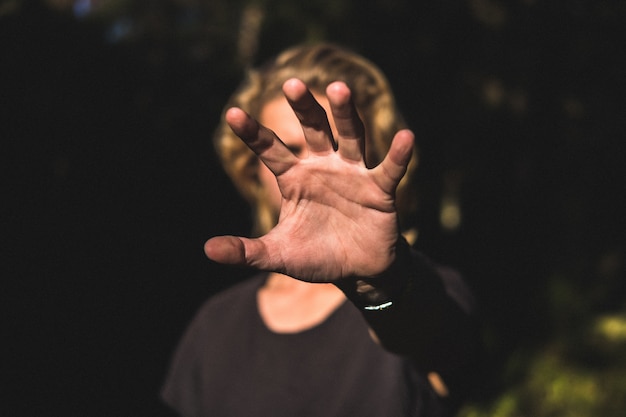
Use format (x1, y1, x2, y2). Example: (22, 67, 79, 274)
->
(204, 78, 415, 284)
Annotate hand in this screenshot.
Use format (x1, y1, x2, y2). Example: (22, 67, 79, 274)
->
(204, 78, 414, 282)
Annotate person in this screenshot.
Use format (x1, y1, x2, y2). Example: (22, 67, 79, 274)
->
(162, 43, 478, 417)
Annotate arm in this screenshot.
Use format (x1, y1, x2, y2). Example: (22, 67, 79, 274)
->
(335, 236, 479, 402)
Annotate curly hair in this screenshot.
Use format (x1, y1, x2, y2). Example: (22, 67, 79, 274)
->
(214, 43, 418, 235)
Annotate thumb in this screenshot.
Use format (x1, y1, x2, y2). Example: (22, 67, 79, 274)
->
(204, 235, 271, 268)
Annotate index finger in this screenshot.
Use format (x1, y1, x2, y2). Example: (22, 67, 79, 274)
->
(226, 107, 298, 176)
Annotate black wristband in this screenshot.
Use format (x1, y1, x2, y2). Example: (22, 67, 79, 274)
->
(335, 236, 412, 311)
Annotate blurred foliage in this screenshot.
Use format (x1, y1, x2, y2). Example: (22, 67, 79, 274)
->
(460, 279, 626, 417)
(2, 0, 625, 416)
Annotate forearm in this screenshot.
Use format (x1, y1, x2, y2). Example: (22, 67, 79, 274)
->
(335, 237, 479, 397)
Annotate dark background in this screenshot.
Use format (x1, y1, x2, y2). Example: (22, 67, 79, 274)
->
(2, 1, 625, 416)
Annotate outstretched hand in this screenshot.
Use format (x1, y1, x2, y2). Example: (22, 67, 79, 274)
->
(204, 78, 414, 282)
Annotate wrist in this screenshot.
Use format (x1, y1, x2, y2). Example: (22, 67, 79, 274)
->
(336, 237, 412, 311)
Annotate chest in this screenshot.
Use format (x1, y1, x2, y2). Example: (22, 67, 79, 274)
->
(197, 305, 417, 416)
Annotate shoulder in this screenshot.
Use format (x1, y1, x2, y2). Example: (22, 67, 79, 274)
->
(161, 275, 266, 390)
(190, 274, 266, 332)
(161, 276, 266, 415)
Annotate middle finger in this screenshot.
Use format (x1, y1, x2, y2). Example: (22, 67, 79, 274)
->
(282, 78, 336, 155)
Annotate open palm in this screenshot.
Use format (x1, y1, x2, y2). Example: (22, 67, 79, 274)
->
(204, 79, 414, 282)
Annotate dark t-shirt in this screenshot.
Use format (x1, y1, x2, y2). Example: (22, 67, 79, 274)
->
(161, 275, 451, 417)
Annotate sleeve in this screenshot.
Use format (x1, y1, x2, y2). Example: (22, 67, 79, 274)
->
(336, 237, 481, 408)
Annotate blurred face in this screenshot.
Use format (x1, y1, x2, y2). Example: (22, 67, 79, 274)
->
(258, 93, 337, 213)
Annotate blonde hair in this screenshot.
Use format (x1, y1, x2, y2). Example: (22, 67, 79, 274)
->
(214, 43, 418, 235)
